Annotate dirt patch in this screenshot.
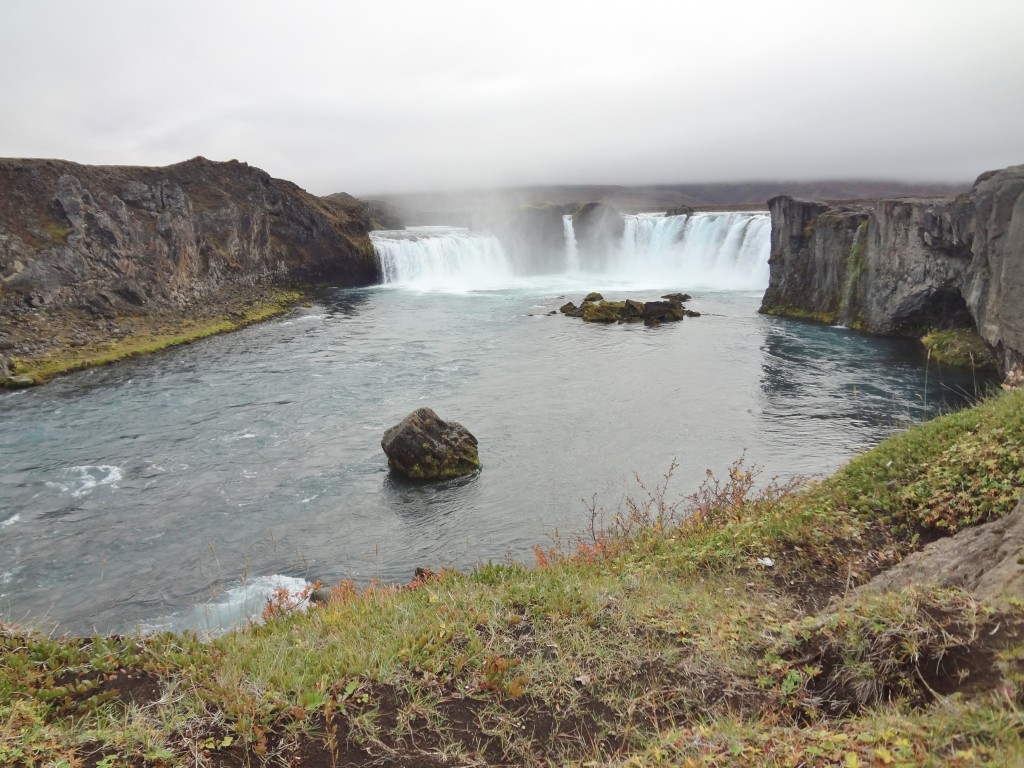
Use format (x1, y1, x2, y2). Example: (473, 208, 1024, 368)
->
(776, 591, 1020, 721)
(924, 614, 1024, 699)
(768, 522, 902, 613)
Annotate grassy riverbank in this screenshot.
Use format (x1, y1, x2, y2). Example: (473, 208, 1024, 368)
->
(2, 390, 1023, 766)
(2, 287, 304, 387)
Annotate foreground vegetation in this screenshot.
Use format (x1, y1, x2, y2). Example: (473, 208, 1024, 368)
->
(2, 389, 1023, 766)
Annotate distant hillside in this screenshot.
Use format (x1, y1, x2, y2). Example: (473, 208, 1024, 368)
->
(368, 180, 970, 223)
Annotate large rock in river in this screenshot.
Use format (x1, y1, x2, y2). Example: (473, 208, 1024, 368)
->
(381, 408, 480, 480)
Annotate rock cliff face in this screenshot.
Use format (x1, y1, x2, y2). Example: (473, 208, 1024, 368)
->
(471, 203, 568, 274)
(572, 203, 624, 271)
(760, 165, 1024, 377)
(0, 156, 379, 329)
(475, 201, 628, 275)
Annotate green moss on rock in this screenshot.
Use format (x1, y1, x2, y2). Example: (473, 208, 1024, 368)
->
(761, 305, 840, 325)
(381, 407, 480, 481)
(922, 329, 997, 370)
(582, 301, 626, 323)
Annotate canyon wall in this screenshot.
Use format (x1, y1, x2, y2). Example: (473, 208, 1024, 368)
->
(0, 156, 379, 323)
(761, 165, 1024, 377)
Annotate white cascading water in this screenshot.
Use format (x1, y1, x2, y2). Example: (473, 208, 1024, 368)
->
(616, 212, 771, 291)
(371, 212, 770, 292)
(563, 213, 581, 273)
(371, 226, 512, 291)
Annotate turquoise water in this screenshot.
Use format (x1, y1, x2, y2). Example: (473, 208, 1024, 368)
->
(0, 285, 985, 634)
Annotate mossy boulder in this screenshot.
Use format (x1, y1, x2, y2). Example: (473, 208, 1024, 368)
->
(381, 407, 480, 481)
(583, 292, 604, 303)
(582, 301, 626, 323)
(561, 294, 700, 326)
(623, 299, 645, 319)
(921, 328, 997, 370)
(661, 292, 692, 305)
(642, 300, 686, 325)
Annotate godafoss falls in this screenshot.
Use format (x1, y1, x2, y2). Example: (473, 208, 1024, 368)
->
(0, 210, 982, 635)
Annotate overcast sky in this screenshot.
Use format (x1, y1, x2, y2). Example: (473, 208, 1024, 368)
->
(2, 0, 1022, 195)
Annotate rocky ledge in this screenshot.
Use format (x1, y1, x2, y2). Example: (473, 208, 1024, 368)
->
(760, 164, 1024, 380)
(0, 156, 382, 384)
(559, 292, 700, 326)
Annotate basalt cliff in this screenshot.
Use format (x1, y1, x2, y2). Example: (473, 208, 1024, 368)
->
(0, 157, 381, 380)
(760, 165, 1024, 379)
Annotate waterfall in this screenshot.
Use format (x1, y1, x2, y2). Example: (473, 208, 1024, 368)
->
(563, 214, 580, 273)
(613, 212, 771, 291)
(370, 212, 771, 292)
(371, 227, 514, 291)
(838, 219, 869, 327)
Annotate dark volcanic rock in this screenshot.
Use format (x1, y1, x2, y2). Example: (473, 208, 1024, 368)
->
(581, 300, 626, 323)
(470, 203, 568, 274)
(0, 156, 380, 357)
(760, 197, 971, 332)
(381, 408, 480, 480)
(560, 294, 699, 326)
(962, 166, 1024, 379)
(665, 205, 695, 218)
(760, 164, 1024, 379)
(323, 192, 404, 231)
(861, 493, 1024, 611)
(642, 300, 685, 324)
(661, 292, 692, 304)
(623, 299, 645, 319)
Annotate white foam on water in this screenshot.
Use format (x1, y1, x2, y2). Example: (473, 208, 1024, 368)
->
(1, 514, 20, 528)
(141, 574, 311, 636)
(45, 465, 124, 498)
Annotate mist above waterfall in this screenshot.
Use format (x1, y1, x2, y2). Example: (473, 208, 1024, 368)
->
(371, 211, 770, 293)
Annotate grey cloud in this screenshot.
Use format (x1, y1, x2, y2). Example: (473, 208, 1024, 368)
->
(1, 0, 1021, 195)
